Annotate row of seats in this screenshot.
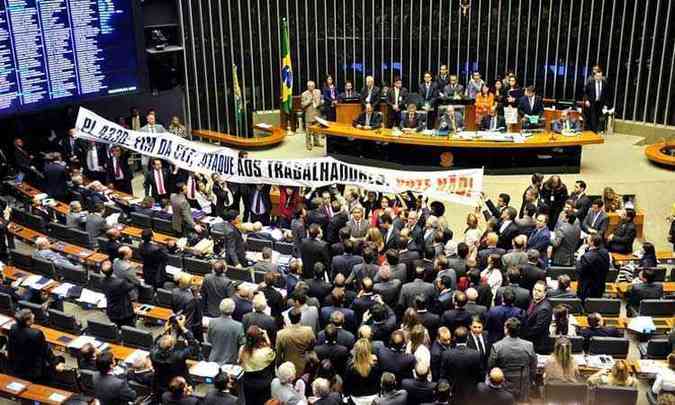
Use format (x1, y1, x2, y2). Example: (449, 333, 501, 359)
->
(547, 265, 673, 283)
(549, 296, 675, 317)
(544, 383, 638, 405)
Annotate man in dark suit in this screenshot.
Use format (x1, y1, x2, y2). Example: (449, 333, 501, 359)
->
(80, 140, 108, 183)
(387, 76, 409, 127)
(375, 330, 416, 381)
(144, 159, 172, 201)
(353, 103, 382, 129)
(441, 291, 473, 333)
(373, 373, 408, 405)
(581, 199, 609, 240)
(373, 266, 402, 308)
(214, 210, 247, 267)
(401, 362, 436, 405)
(578, 313, 623, 351)
(381, 214, 400, 251)
(607, 208, 637, 253)
(476, 368, 516, 405)
(399, 104, 427, 132)
(467, 318, 492, 370)
(548, 274, 577, 298)
(100, 260, 137, 328)
(519, 249, 547, 291)
(242, 294, 278, 344)
(522, 281, 552, 353)
(126, 106, 146, 130)
(330, 239, 363, 280)
(399, 265, 436, 311)
(478, 232, 506, 269)
(249, 184, 272, 225)
(576, 234, 610, 301)
(8, 309, 65, 384)
(338, 80, 359, 101)
(435, 65, 450, 88)
(479, 108, 507, 132)
(419, 71, 439, 129)
(200, 261, 234, 318)
(583, 69, 611, 132)
(359, 75, 380, 107)
(570, 180, 592, 225)
(298, 223, 330, 278)
(484, 288, 525, 344)
(527, 214, 552, 256)
(139, 229, 169, 289)
(430, 327, 452, 380)
(317, 309, 356, 348)
(59, 128, 82, 165)
(94, 351, 137, 405)
(494, 268, 531, 310)
(626, 268, 663, 316)
(497, 207, 520, 251)
(44, 153, 69, 201)
(440, 326, 483, 405)
(314, 324, 350, 374)
(325, 203, 348, 245)
(105, 146, 133, 194)
(517, 86, 544, 129)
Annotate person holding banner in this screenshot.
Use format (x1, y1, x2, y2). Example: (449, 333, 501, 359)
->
(105, 146, 133, 194)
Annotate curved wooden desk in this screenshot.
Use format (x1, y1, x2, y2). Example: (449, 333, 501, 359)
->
(645, 142, 675, 168)
(310, 122, 604, 174)
(192, 125, 286, 148)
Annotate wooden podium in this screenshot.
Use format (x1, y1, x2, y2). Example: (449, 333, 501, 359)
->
(335, 103, 362, 124)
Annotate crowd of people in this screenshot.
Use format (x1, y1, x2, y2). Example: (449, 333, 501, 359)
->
(300, 65, 611, 149)
(1, 106, 675, 405)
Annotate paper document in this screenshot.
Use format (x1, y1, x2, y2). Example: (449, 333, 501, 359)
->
(190, 361, 221, 378)
(5, 382, 26, 393)
(67, 335, 99, 350)
(124, 349, 150, 365)
(48, 393, 68, 403)
(76, 289, 105, 306)
(51, 283, 75, 297)
(627, 316, 656, 334)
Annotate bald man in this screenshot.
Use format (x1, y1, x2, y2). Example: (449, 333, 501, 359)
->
(301, 80, 323, 149)
(476, 368, 516, 405)
(113, 246, 140, 300)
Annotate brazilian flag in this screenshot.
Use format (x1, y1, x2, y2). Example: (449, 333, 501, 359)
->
(232, 64, 244, 131)
(280, 18, 293, 114)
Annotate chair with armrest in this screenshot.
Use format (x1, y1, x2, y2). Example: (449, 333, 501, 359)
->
(86, 319, 120, 343)
(588, 336, 629, 358)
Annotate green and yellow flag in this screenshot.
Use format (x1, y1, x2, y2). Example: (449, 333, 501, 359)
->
(232, 64, 244, 130)
(280, 18, 293, 114)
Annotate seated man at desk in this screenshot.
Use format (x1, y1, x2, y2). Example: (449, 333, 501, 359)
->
(479, 108, 506, 132)
(399, 103, 426, 132)
(437, 106, 464, 134)
(338, 80, 360, 102)
(353, 103, 382, 130)
(552, 110, 581, 134)
(517, 86, 544, 130)
(32, 236, 85, 272)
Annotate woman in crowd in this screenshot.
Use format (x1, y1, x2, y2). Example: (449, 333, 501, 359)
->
(520, 173, 543, 218)
(365, 227, 385, 257)
(588, 359, 638, 388)
(271, 361, 306, 405)
(549, 305, 576, 337)
(481, 254, 504, 299)
(475, 84, 495, 122)
(543, 337, 581, 383)
(603, 186, 623, 213)
(407, 324, 432, 379)
(168, 116, 187, 138)
(343, 339, 381, 400)
(239, 326, 276, 405)
(464, 211, 483, 250)
(540, 175, 569, 229)
(322, 75, 339, 121)
(278, 186, 302, 229)
(492, 78, 505, 113)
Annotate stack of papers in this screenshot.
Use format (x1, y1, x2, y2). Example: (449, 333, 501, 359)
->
(76, 289, 107, 308)
(5, 381, 27, 393)
(190, 361, 220, 378)
(124, 349, 150, 366)
(21, 275, 53, 290)
(67, 335, 99, 350)
(48, 393, 68, 403)
(586, 355, 615, 369)
(627, 316, 656, 334)
(201, 216, 224, 225)
(221, 364, 244, 378)
(638, 359, 669, 375)
(51, 283, 75, 297)
(165, 265, 182, 277)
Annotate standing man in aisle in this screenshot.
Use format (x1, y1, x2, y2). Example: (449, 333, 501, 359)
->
(301, 80, 324, 150)
(583, 69, 611, 133)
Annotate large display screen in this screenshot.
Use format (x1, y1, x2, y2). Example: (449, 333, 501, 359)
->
(0, 0, 144, 116)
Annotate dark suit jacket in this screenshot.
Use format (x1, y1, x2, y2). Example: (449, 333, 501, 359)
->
(517, 95, 544, 116)
(101, 275, 136, 322)
(314, 342, 350, 374)
(203, 390, 238, 405)
(519, 264, 547, 291)
(8, 324, 57, 381)
(479, 115, 507, 131)
(299, 238, 330, 279)
(359, 86, 381, 106)
(576, 247, 610, 300)
(375, 345, 416, 381)
(44, 162, 69, 200)
(331, 253, 363, 279)
(497, 222, 520, 251)
(144, 168, 172, 198)
(216, 221, 247, 266)
(249, 185, 272, 214)
(418, 82, 439, 104)
(608, 221, 637, 254)
(353, 111, 383, 128)
(95, 373, 137, 405)
(583, 79, 611, 105)
(476, 383, 516, 405)
(440, 345, 483, 404)
(627, 282, 663, 313)
(478, 246, 506, 269)
(401, 378, 436, 405)
(140, 241, 169, 289)
(399, 112, 427, 131)
(242, 311, 277, 343)
(578, 326, 622, 351)
(441, 308, 473, 333)
(105, 155, 132, 184)
(494, 285, 531, 310)
(387, 87, 409, 109)
(467, 331, 492, 368)
(522, 299, 553, 353)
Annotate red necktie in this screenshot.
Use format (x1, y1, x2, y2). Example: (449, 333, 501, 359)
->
(155, 170, 165, 195)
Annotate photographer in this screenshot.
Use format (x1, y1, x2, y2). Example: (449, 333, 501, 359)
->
(150, 313, 201, 398)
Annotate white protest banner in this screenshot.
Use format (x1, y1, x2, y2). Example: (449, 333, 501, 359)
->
(74, 107, 483, 205)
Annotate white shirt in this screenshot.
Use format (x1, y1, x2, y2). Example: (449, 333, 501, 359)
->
(499, 220, 512, 234)
(87, 147, 101, 171)
(595, 80, 602, 101)
(394, 87, 400, 107)
(481, 267, 503, 298)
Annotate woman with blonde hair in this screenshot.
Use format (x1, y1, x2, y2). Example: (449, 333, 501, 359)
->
(588, 359, 638, 387)
(464, 211, 483, 249)
(406, 324, 432, 379)
(543, 337, 581, 383)
(343, 338, 381, 399)
(365, 227, 385, 255)
(602, 186, 623, 213)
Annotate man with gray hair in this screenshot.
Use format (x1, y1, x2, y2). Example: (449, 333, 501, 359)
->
(33, 237, 85, 272)
(253, 247, 277, 273)
(243, 293, 277, 343)
(312, 377, 341, 405)
(519, 249, 546, 291)
(271, 362, 306, 405)
(301, 80, 323, 149)
(373, 372, 407, 405)
(207, 298, 244, 365)
(113, 246, 140, 300)
(65, 200, 87, 228)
